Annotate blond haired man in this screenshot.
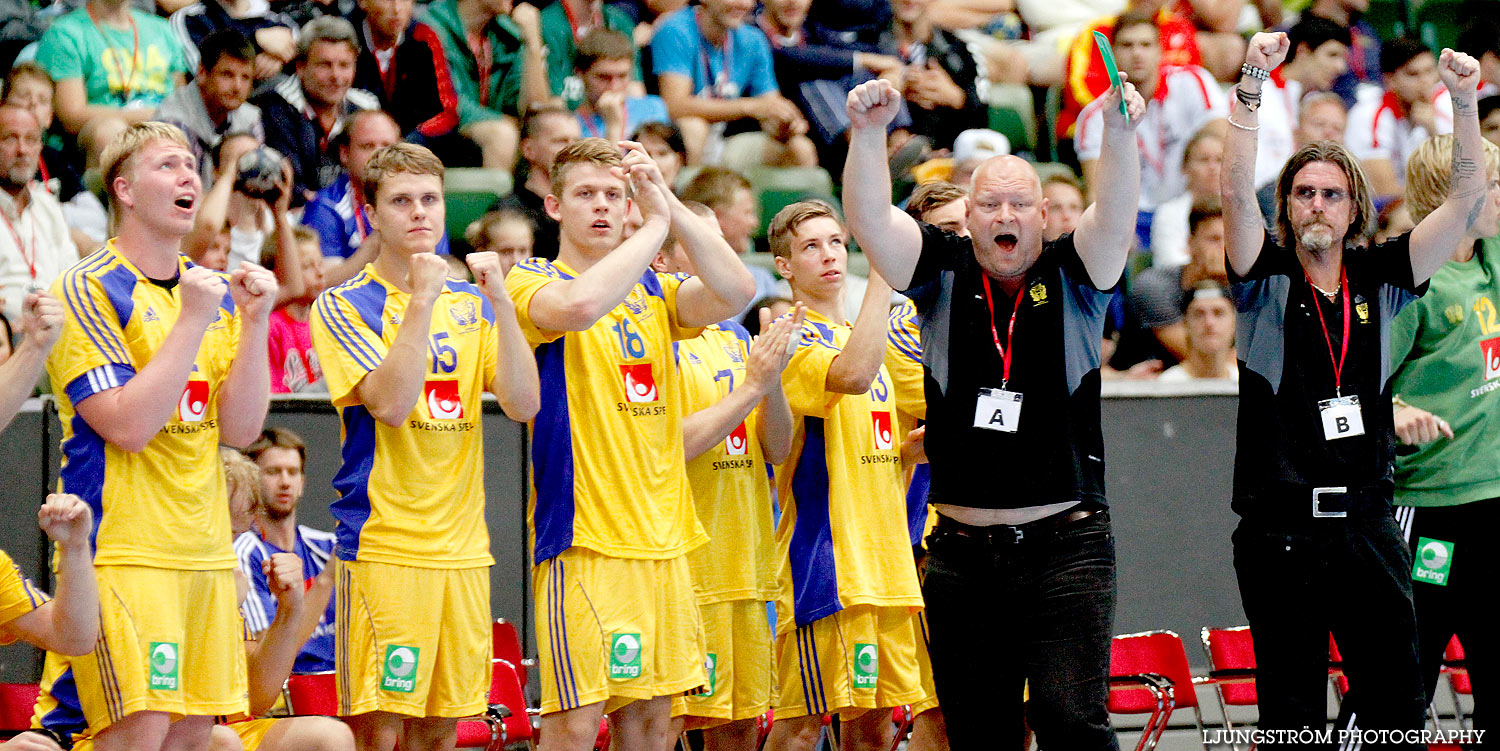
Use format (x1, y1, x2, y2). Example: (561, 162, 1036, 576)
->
(760, 200, 933, 751)
(45, 121, 277, 751)
(505, 138, 754, 751)
(311, 142, 538, 751)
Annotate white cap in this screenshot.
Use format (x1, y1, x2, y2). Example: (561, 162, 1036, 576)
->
(951, 129, 1010, 165)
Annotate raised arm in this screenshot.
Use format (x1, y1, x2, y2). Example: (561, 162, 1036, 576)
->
(1223, 32, 1290, 277)
(523, 147, 674, 332)
(1073, 74, 1146, 288)
(216, 263, 278, 448)
(245, 553, 309, 715)
(826, 271, 893, 394)
(1409, 50, 1490, 285)
(3, 495, 99, 656)
(352, 254, 448, 426)
(843, 80, 925, 289)
(0, 293, 62, 432)
(468, 251, 541, 421)
(683, 307, 803, 460)
(267, 162, 306, 306)
(75, 267, 227, 452)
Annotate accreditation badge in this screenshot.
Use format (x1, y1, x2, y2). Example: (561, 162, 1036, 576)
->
(974, 388, 1023, 433)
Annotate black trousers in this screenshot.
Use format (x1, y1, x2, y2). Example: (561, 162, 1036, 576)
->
(923, 510, 1118, 751)
(1233, 509, 1426, 749)
(1398, 498, 1498, 732)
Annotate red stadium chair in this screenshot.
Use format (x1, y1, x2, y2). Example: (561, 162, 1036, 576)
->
(0, 682, 40, 736)
(1199, 626, 1257, 751)
(889, 705, 914, 751)
(756, 708, 774, 750)
(492, 619, 532, 688)
(1109, 630, 1210, 751)
(282, 671, 338, 716)
(1443, 636, 1471, 730)
(454, 657, 533, 750)
(1328, 634, 1350, 701)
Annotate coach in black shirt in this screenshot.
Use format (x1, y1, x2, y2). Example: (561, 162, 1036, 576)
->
(842, 77, 1144, 748)
(1222, 33, 1488, 745)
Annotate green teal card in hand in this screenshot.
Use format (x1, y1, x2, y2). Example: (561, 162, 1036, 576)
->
(1093, 31, 1130, 125)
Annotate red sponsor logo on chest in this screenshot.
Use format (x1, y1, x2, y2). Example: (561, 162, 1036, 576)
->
(725, 422, 748, 455)
(424, 380, 464, 419)
(178, 381, 209, 422)
(620, 364, 658, 402)
(872, 411, 893, 451)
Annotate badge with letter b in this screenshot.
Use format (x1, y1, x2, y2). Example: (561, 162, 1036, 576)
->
(1318, 395, 1364, 440)
(974, 388, 1023, 433)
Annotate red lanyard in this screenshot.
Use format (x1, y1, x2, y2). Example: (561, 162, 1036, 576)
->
(980, 275, 1024, 388)
(579, 102, 628, 139)
(698, 14, 732, 98)
(87, 4, 140, 106)
(468, 31, 493, 106)
(2, 205, 36, 279)
(1306, 267, 1350, 395)
(561, 0, 601, 43)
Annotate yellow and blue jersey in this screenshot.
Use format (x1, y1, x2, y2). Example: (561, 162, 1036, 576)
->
(32, 653, 85, 741)
(0, 549, 51, 643)
(46, 243, 241, 570)
(676, 322, 778, 604)
(506, 259, 706, 563)
(310, 265, 500, 569)
(773, 309, 922, 635)
(887, 300, 931, 547)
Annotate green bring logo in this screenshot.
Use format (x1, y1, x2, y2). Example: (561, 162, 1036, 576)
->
(703, 653, 718, 697)
(1412, 538, 1455, 586)
(852, 643, 878, 689)
(148, 642, 178, 691)
(382, 645, 420, 693)
(610, 633, 642, 680)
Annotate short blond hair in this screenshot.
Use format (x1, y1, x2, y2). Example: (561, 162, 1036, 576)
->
(221, 447, 263, 517)
(1404, 134, 1500, 223)
(769, 200, 844, 258)
(260, 225, 320, 270)
(100, 121, 192, 217)
(550, 137, 622, 193)
(364, 143, 445, 204)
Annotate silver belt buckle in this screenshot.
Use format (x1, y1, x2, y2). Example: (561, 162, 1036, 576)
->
(1312, 486, 1348, 518)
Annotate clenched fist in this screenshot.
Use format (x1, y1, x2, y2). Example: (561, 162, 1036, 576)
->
(38, 493, 92, 549)
(409, 252, 450, 303)
(180, 264, 229, 327)
(229, 261, 278, 319)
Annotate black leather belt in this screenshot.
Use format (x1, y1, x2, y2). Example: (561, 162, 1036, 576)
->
(935, 507, 1103, 544)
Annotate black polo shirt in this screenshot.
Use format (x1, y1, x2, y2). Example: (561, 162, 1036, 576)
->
(1230, 231, 1426, 517)
(902, 223, 1116, 510)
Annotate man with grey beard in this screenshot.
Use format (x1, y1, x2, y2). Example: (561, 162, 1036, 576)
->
(1221, 31, 1488, 746)
(0, 104, 78, 324)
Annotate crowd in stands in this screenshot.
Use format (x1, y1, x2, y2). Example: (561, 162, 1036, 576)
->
(5, 0, 1497, 388)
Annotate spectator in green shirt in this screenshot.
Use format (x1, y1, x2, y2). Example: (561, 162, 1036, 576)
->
(34, 0, 189, 136)
(420, 0, 547, 170)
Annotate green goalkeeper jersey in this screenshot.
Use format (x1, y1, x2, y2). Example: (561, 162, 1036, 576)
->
(1392, 236, 1500, 507)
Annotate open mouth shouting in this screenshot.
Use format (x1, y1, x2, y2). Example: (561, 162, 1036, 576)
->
(994, 232, 1019, 253)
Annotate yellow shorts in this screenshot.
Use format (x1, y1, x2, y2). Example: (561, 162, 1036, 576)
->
(335, 560, 490, 718)
(675, 599, 774, 729)
(911, 610, 939, 716)
(225, 718, 279, 750)
(773, 605, 934, 720)
(534, 547, 706, 715)
(69, 566, 247, 735)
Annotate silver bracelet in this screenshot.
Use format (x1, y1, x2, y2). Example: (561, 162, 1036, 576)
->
(1227, 115, 1260, 131)
(1240, 63, 1270, 81)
